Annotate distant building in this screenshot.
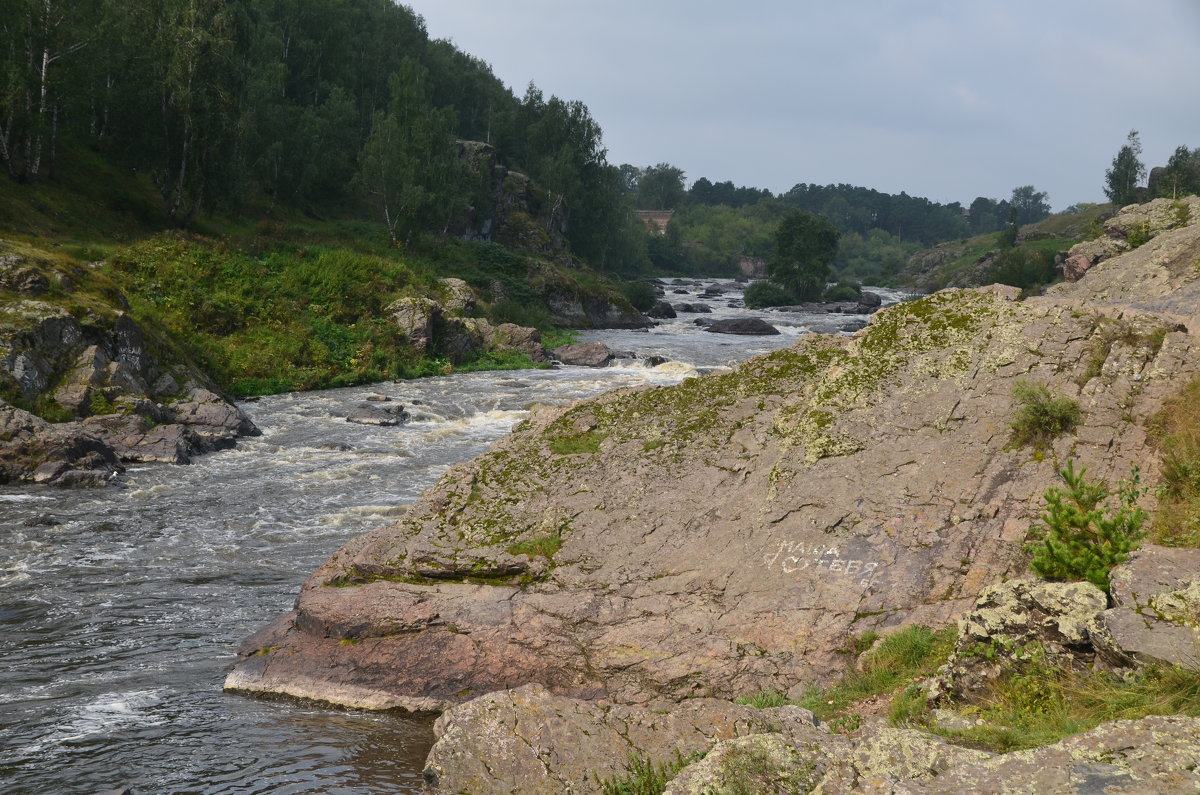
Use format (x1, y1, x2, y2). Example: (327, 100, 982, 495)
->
(636, 210, 674, 235)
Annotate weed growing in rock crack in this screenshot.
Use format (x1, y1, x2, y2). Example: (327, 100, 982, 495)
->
(737, 691, 789, 710)
(1075, 318, 1169, 387)
(714, 744, 817, 794)
(1008, 380, 1080, 449)
(1025, 459, 1147, 592)
(598, 750, 703, 795)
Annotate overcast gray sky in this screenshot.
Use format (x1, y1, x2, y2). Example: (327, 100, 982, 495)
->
(408, 1, 1200, 210)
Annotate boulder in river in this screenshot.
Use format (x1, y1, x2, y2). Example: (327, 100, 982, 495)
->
(645, 301, 676, 319)
(704, 317, 781, 335)
(671, 303, 713, 314)
(346, 403, 411, 427)
(550, 341, 614, 367)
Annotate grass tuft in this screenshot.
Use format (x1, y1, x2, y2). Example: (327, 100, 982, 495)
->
(1008, 380, 1080, 449)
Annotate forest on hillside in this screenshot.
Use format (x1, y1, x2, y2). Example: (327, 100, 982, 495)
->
(0, 0, 650, 269)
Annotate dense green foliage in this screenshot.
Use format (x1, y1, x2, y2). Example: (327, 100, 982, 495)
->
(768, 210, 840, 301)
(0, 0, 644, 269)
(1026, 461, 1147, 592)
(823, 279, 862, 303)
(987, 246, 1057, 292)
(619, 280, 658, 312)
(1152, 145, 1200, 199)
(647, 176, 1052, 283)
(101, 231, 610, 395)
(1009, 380, 1080, 449)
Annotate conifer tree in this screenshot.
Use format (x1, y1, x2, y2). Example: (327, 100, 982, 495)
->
(1026, 460, 1147, 592)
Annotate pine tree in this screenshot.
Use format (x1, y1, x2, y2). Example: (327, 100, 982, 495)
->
(1026, 460, 1147, 592)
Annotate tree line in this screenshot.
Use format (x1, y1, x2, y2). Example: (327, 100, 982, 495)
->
(0, 0, 644, 269)
(620, 162, 1054, 280)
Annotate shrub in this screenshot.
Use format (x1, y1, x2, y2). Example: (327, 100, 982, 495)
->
(823, 279, 862, 303)
(990, 248, 1057, 293)
(743, 280, 796, 308)
(1009, 380, 1080, 449)
(619, 281, 658, 312)
(1025, 460, 1147, 592)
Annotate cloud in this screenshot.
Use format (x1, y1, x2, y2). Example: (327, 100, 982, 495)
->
(409, 0, 1200, 207)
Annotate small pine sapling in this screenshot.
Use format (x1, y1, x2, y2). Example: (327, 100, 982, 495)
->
(1026, 460, 1147, 592)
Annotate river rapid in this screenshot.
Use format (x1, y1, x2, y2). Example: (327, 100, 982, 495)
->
(0, 281, 905, 794)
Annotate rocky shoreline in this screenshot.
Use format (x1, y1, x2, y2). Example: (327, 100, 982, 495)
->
(0, 251, 260, 484)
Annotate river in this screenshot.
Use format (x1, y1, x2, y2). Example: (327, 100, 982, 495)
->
(0, 281, 905, 794)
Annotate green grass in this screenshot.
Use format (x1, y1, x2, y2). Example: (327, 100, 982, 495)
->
(737, 625, 956, 730)
(598, 751, 703, 795)
(548, 430, 607, 455)
(923, 664, 1200, 753)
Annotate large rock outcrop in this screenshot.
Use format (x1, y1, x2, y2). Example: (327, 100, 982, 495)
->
(1058, 196, 1200, 285)
(0, 250, 258, 484)
(227, 283, 1200, 710)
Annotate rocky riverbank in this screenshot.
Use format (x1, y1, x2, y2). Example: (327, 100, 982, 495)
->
(227, 199, 1200, 791)
(0, 249, 259, 485)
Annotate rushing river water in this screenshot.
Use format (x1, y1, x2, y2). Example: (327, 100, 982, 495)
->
(0, 281, 905, 794)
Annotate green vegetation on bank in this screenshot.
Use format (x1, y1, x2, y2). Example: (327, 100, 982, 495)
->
(928, 664, 1200, 753)
(737, 625, 957, 730)
(101, 229, 629, 396)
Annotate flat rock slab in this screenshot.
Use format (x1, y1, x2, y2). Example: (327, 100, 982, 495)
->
(1100, 607, 1200, 670)
(1109, 545, 1200, 612)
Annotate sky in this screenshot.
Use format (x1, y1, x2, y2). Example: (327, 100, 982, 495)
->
(407, 1, 1200, 211)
